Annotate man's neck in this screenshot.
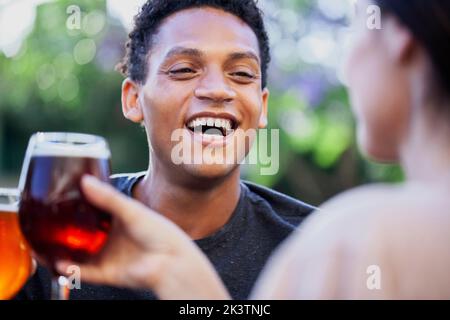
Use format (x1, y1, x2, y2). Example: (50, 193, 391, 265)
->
(133, 167, 242, 240)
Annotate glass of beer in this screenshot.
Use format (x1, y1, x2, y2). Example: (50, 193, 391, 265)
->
(18, 132, 112, 300)
(0, 188, 32, 300)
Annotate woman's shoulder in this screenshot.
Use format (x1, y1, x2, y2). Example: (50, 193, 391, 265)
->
(288, 181, 450, 257)
(318, 182, 448, 224)
(298, 183, 401, 232)
(319, 183, 404, 214)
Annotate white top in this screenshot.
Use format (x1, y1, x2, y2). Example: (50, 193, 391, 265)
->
(31, 132, 111, 159)
(0, 188, 19, 213)
(0, 204, 17, 213)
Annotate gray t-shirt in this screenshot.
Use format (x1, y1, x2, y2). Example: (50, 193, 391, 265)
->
(16, 172, 315, 300)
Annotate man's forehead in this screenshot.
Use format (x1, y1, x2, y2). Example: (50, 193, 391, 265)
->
(152, 7, 260, 57)
(156, 44, 260, 63)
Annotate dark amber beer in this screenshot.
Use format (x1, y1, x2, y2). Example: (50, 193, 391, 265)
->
(0, 190, 32, 300)
(19, 156, 111, 271)
(18, 133, 112, 299)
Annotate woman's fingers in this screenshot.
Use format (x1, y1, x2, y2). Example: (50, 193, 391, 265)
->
(55, 259, 161, 290)
(81, 175, 143, 226)
(55, 260, 110, 286)
(81, 175, 190, 245)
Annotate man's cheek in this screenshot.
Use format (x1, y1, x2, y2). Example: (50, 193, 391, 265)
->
(242, 97, 263, 120)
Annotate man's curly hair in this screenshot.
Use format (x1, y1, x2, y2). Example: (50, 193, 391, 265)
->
(117, 0, 271, 88)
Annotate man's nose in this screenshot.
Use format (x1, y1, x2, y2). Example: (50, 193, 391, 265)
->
(194, 68, 237, 103)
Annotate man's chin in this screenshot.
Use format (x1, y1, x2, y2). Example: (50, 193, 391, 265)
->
(182, 162, 239, 182)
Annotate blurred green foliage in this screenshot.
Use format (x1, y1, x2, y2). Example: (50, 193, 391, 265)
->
(0, 0, 403, 205)
(0, 0, 148, 178)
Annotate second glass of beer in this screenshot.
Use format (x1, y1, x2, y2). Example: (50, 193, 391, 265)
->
(0, 188, 32, 300)
(18, 132, 112, 300)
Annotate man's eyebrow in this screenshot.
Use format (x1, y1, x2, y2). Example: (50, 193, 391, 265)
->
(164, 46, 204, 60)
(227, 51, 260, 64)
(162, 47, 260, 64)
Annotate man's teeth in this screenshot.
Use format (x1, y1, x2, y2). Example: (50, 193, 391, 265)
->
(187, 117, 233, 132)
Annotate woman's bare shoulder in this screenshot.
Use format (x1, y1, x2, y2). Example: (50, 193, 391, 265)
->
(318, 182, 449, 222)
(319, 183, 403, 213)
(287, 182, 450, 258)
(298, 184, 401, 233)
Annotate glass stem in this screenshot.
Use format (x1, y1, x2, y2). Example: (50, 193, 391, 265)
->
(51, 276, 70, 300)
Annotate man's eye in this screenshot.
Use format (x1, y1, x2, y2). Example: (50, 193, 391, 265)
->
(169, 68, 196, 74)
(231, 71, 255, 79)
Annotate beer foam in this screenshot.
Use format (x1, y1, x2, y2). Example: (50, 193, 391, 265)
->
(0, 204, 17, 213)
(32, 144, 110, 159)
(31, 133, 111, 159)
(0, 189, 19, 212)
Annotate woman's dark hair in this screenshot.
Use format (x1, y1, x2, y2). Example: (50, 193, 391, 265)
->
(117, 0, 271, 88)
(375, 0, 450, 105)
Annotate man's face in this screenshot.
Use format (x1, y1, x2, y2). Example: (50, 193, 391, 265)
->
(123, 7, 269, 181)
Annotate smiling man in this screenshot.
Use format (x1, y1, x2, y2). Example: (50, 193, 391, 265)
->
(18, 0, 315, 300)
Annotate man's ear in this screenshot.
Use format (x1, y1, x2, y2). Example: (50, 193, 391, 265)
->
(121, 78, 144, 123)
(258, 88, 269, 129)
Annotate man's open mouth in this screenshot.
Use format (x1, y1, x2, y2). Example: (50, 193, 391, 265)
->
(186, 117, 237, 137)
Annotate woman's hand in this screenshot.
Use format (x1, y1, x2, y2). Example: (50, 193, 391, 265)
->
(55, 175, 230, 300)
